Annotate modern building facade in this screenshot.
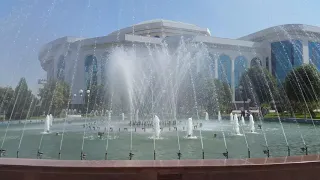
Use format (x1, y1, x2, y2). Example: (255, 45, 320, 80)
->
(38, 19, 320, 105)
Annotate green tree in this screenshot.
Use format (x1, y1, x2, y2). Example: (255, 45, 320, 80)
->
(38, 80, 70, 116)
(8, 78, 35, 119)
(84, 84, 109, 113)
(239, 67, 278, 106)
(285, 64, 320, 117)
(197, 77, 232, 116)
(0, 87, 15, 118)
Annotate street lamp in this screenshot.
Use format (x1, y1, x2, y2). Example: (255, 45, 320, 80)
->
(72, 94, 77, 113)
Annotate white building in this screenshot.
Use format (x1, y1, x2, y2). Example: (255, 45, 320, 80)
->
(38, 19, 320, 105)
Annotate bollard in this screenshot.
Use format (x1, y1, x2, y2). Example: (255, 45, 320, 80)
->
(177, 150, 182, 160)
(81, 151, 86, 160)
(0, 149, 6, 157)
(263, 148, 270, 158)
(287, 146, 290, 156)
(16, 150, 19, 158)
(37, 150, 43, 159)
(223, 151, 228, 159)
(153, 150, 156, 160)
(248, 148, 250, 158)
(202, 150, 204, 159)
(58, 151, 61, 160)
(129, 151, 134, 160)
(105, 152, 108, 160)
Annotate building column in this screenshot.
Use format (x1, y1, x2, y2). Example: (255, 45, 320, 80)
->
(302, 39, 309, 64)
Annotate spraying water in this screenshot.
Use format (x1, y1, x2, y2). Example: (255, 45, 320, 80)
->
(153, 115, 161, 139)
(249, 114, 255, 133)
(135, 109, 139, 122)
(108, 111, 111, 122)
(241, 115, 245, 125)
(44, 115, 50, 133)
(49, 114, 53, 127)
(122, 113, 125, 121)
(218, 111, 221, 122)
(205, 112, 209, 121)
(233, 114, 241, 135)
(187, 117, 193, 137)
(230, 113, 233, 123)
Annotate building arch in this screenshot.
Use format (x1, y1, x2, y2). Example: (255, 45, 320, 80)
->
(218, 54, 232, 85)
(101, 52, 110, 84)
(57, 55, 65, 81)
(84, 55, 98, 88)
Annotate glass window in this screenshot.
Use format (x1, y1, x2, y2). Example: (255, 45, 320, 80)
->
(218, 54, 232, 85)
(101, 52, 109, 84)
(234, 56, 248, 87)
(57, 56, 65, 81)
(234, 56, 248, 101)
(85, 55, 98, 88)
(271, 40, 302, 83)
(309, 41, 320, 70)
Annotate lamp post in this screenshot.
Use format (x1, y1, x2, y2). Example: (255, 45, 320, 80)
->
(73, 94, 77, 113)
(79, 89, 83, 114)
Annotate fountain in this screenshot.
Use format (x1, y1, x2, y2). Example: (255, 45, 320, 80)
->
(44, 115, 50, 133)
(205, 112, 209, 121)
(233, 114, 241, 135)
(49, 114, 53, 127)
(241, 115, 245, 125)
(122, 113, 125, 121)
(249, 114, 255, 133)
(135, 109, 139, 122)
(186, 117, 193, 137)
(153, 115, 161, 139)
(108, 111, 111, 121)
(218, 111, 221, 122)
(230, 113, 233, 123)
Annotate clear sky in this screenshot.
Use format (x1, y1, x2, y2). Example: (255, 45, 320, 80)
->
(0, 0, 318, 93)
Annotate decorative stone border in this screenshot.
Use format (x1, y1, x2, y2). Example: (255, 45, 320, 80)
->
(0, 155, 320, 180)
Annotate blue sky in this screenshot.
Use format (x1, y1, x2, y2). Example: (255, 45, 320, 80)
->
(0, 0, 318, 93)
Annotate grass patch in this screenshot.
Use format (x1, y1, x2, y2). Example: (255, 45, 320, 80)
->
(264, 112, 320, 120)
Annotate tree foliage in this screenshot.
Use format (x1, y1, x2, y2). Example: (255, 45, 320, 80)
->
(0, 78, 37, 119)
(84, 84, 109, 113)
(285, 64, 320, 116)
(285, 64, 320, 102)
(38, 80, 70, 116)
(239, 67, 278, 105)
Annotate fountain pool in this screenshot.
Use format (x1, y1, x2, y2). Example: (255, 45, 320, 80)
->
(0, 117, 317, 160)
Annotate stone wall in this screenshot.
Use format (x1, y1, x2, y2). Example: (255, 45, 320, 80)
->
(0, 155, 319, 180)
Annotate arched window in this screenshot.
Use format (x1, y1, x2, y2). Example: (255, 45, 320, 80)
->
(309, 41, 320, 70)
(218, 54, 232, 84)
(57, 56, 65, 81)
(234, 56, 248, 87)
(85, 55, 98, 88)
(250, 57, 262, 67)
(101, 52, 110, 84)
